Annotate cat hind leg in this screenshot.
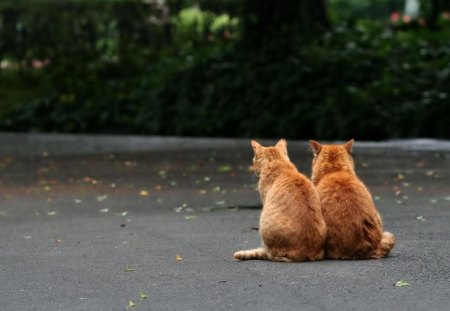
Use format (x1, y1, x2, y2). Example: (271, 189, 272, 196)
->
(371, 231, 396, 259)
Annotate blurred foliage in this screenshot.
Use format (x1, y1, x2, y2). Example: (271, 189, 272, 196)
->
(0, 0, 449, 139)
(0, 0, 235, 133)
(154, 22, 450, 139)
(329, 0, 403, 20)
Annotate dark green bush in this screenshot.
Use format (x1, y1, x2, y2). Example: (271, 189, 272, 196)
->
(0, 0, 232, 133)
(1, 1, 449, 139)
(152, 23, 450, 139)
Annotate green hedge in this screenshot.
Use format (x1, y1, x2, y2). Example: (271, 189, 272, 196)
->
(1, 3, 449, 139)
(154, 24, 450, 139)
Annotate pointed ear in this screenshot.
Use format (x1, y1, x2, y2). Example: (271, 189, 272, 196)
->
(275, 139, 288, 157)
(275, 138, 287, 149)
(344, 139, 354, 153)
(309, 140, 322, 156)
(251, 140, 262, 153)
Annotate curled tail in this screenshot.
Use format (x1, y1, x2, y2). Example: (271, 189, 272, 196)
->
(234, 247, 291, 262)
(371, 231, 395, 259)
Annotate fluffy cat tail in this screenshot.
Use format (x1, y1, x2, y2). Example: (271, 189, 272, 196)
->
(372, 231, 395, 259)
(234, 248, 292, 262)
(234, 247, 271, 261)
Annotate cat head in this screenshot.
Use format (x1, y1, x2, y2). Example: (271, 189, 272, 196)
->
(309, 139, 355, 183)
(250, 139, 290, 174)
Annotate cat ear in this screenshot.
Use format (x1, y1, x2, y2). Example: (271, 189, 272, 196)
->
(309, 140, 322, 156)
(344, 139, 354, 153)
(251, 140, 262, 152)
(275, 139, 289, 157)
(275, 139, 287, 149)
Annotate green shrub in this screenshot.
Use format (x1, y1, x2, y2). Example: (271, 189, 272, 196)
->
(1, 3, 449, 140)
(152, 23, 450, 139)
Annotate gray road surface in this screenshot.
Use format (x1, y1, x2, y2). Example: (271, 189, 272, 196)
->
(0, 134, 449, 311)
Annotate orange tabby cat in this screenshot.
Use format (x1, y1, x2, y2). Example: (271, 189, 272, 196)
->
(309, 139, 395, 259)
(234, 139, 327, 262)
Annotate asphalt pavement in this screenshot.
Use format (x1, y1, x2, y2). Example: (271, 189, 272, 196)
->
(0, 133, 449, 311)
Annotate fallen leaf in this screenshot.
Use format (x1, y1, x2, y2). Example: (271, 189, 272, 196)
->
(47, 211, 57, 216)
(174, 203, 187, 213)
(99, 208, 109, 213)
(416, 215, 426, 222)
(115, 211, 128, 217)
(74, 199, 82, 204)
(169, 181, 177, 187)
(204, 176, 211, 182)
(139, 292, 148, 300)
(124, 268, 136, 272)
(430, 199, 437, 204)
(215, 200, 226, 205)
(140, 190, 149, 196)
(184, 215, 196, 220)
(396, 173, 405, 180)
(361, 162, 370, 168)
(96, 195, 108, 202)
(155, 184, 162, 191)
(127, 300, 136, 309)
(83, 177, 98, 184)
(415, 161, 426, 167)
(218, 165, 232, 173)
(175, 254, 183, 261)
(394, 280, 410, 287)
(425, 171, 435, 177)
